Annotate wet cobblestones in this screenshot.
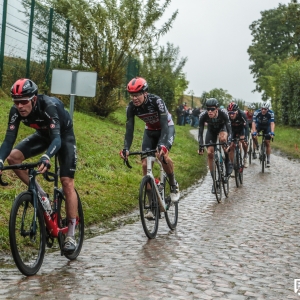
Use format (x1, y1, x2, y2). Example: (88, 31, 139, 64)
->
(0, 130, 299, 299)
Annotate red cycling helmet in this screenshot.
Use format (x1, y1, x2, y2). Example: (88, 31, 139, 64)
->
(227, 102, 239, 112)
(11, 78, 38, 99)
(127, 77, 148, 93)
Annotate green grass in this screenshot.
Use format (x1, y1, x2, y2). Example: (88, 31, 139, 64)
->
(272, 125, 300, 159)
(0, 96, 207, 251)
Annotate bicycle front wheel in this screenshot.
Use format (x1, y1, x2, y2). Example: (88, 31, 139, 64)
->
(239, 151, 243, 184)
(163, 175, 178, 230)
(248, 138, 252, 165)
(213, 159, 222, 202)
(261, 142, 265, 173)
(221, 162, 229, 197)
(57, 189, 84, 260)
(233, 149, 240, 188)
(9, 192, 46, 276)
(139, 176, 159, 239)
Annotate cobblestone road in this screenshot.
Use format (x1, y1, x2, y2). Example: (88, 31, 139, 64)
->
(0, 130, 299, 299)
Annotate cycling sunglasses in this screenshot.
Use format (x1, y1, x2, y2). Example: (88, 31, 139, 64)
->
(13, 95, 35, 106)
(129, 92, 143, 98)
(206, 107, 216, 111)
(228, 111, 237, 115)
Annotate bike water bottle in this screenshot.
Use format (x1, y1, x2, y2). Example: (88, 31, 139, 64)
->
(155, 178, 160, 187)
(41, 195, 52, 215)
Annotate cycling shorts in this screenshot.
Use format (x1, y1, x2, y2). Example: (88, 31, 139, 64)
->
(14, 127, 77, 178)
(141, 126, 175, 159)
(256, 125, 271, 141)
(232, 127, 246, 138)
(205, 124, 227, 145)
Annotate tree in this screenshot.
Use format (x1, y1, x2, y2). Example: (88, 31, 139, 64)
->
(247, 1, 300, 96)
(37, 0, 178, 116)
(140, 43, 188, 110)
(202, 88, 233, 107)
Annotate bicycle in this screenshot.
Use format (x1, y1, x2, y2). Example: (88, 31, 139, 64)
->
(257, 133, 273, 173)
(232, 135, 244, 188)
(200, 142, 229, 203)
(124, 149, 178, 239)
(0, 156, 84, 276)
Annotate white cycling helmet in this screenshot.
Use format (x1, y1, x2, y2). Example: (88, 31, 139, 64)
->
(248, 103, 256, 110)
(261, 102, 270, 109)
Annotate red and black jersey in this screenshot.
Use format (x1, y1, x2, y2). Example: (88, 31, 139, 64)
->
(0, 95, 72, 161)
(124, 93, 174, 150)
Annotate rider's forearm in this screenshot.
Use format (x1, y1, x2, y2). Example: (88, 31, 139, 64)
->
(271, 122, 275, 132)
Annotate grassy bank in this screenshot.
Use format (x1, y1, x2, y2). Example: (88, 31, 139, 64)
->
(0, 97, 207, 252)
(272, 125, 300, 159)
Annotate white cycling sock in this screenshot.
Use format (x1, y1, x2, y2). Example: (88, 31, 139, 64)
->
(67, 218, 76, 237)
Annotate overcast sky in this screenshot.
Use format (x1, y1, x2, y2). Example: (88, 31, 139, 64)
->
(158, 0, 291, 103)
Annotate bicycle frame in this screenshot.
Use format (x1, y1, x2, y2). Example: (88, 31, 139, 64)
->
(126, 151, 167, 212)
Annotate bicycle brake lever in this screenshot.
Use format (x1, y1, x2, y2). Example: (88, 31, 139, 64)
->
(0, 175, 8, 186)
(124, 159, 132, 169)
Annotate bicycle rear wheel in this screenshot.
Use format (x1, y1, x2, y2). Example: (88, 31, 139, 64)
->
(213, 158, 222, 202)
(139, 176, 159, 238)
(57, 189, 84, 260)
(9, 192, 46, 276)
(163, 175, 178, 230)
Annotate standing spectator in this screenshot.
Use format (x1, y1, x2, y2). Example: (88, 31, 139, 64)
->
(191, 107, 201, 127)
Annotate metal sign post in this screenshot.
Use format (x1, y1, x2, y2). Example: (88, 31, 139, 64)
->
(51, 69, 97, 120)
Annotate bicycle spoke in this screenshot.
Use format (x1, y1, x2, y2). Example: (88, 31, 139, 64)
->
(9, 192, 45, 276)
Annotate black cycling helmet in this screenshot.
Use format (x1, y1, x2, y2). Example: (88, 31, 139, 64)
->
(205, 98, 219, 107)
(11, 78, 38, 99)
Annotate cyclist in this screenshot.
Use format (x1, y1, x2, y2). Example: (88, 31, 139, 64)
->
(0, 78, 78, 253)
(245, 103, 255, 134)
(120, 77, 180, 203)
(198, 98, 232, 194)
(252, 102, 275, 167)
(227, 102, 249, 168)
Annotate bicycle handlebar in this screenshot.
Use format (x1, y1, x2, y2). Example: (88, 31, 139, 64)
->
(0, 161, 56, 186)
(123, 149, 167, 169)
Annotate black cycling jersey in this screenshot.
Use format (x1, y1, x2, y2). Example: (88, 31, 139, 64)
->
(230, 109, 249, 139)
(0, 95, 73, 162)
(198, 108, 232, 145)
(124, 93, 174, 150)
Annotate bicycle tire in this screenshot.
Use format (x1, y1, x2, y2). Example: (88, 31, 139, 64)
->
(239, 151, 243, 185)
(163, 175, 178, 230)
(261, 141, 265, 173)
(234, 148, 240, 188)
(57, 189, 84, 260)
(139, 175, 159, 239)
(221, 160, 229, 197)
(9, 192, 46, 276)
(213, 158, 222, 202)
(219, 146, 229, 197)
(248, 138, 252, 165)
